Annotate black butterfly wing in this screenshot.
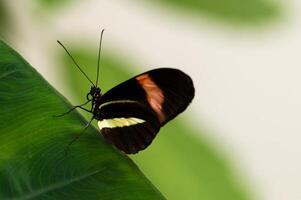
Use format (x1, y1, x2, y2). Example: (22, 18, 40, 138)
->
(97, 68, 194, 154)
(98, 101, 160, 154)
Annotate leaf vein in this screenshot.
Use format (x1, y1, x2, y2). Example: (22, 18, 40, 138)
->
(0, 69, 22, 80)
(13, 168, 106, 200)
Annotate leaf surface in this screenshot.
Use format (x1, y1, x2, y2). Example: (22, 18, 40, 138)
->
(0, 41, 164, 200)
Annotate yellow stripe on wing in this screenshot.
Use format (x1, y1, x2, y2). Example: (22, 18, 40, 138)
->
(98, 117, 145, 129)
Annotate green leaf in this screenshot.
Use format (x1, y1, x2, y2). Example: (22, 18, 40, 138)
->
(59, 44, 251, 200)
(148, 0, 280, 25)
(0, 41, 165, 200)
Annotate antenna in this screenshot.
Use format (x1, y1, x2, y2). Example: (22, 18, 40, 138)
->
(57, 40, 95, 86)
(96, 29, 105, 87)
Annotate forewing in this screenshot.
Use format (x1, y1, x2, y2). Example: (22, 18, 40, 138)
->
(100, 68, 194, 126)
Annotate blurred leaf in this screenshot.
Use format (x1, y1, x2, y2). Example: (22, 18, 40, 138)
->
(0, 1, 10, 35)
(149, 0, 280, 24)
(36, 0, 75, 10)
(59, 44, 251, 200)
(0, 41, 164, 200)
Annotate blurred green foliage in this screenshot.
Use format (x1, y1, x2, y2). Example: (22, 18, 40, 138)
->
(0, 41, 164, 200)
(0, 1, 10, 35)
(37, 0, 74, 10)
(150, 0, 280, 24)
(36, 0, 280, 25)
(59, 44, 251, 200)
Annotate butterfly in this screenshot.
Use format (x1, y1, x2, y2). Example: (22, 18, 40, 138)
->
(57, 30, 194, 154)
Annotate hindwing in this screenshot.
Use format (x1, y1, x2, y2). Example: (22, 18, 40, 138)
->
(98, 101, 160, 154)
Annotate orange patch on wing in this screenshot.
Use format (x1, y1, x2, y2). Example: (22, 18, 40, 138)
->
(136, 74, 165, 123)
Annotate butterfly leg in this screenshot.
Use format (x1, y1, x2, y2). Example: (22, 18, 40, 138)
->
(53, 100, 92, 117)
(64, 116, 94, 155)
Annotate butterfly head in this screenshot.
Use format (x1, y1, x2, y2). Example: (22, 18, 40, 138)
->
(87, 86, 102, 102)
